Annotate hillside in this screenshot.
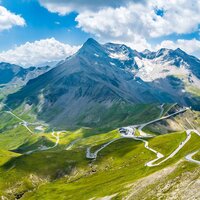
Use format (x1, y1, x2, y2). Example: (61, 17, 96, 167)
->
(5, 39, 174, 129)
(0, 38, 200, 200)
(0, 106, 200, 199)
(5, 38, 200, 129)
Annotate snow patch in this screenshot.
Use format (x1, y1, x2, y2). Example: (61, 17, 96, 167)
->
(35, 126, 45, 131)
(181, 89, 186, 93)
(94, 53, 99, 57)
(109, 52, 129, 61)
(110, 62, 116, 66)
(134, 56, 199, 83)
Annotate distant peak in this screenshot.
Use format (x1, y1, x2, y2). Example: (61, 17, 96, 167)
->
(84, 38, 99, 46)
(77, 38, 106, 56)
(158, 48, 170, 53)
(80, 38, 102, 51)
(155, 48, 171, 56)
(174, 48, 185, 54)
(142, 49, 151, 54)
(175, 47, 182, 51)
(104, 42, 130, 49)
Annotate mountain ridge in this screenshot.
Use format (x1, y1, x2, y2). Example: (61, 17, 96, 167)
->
(4, 38, 200, 128)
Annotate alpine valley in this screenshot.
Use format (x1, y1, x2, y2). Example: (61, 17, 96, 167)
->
(0, 38, 200, 200)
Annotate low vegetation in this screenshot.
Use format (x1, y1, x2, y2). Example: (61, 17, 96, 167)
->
(0, 104, 199, 199)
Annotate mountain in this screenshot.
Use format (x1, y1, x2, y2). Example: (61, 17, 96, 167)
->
(35, 60, 59, 68)
(0, 63, 51, 100)
(0, 62, 51, 85)
(134, 48, 200, 109)
(5, 38, 172, 129)
(103, 42, 139, 71)
(4, 38, 200, 128)
(136, 47, 200, 80)
(1, 39, 200, 200)
(0, 62, 21, 85)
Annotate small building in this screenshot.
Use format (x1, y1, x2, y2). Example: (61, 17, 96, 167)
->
(119, 127, 135, 137)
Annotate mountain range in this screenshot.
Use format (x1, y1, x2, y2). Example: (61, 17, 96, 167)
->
(0, 62, 51, 101)
(1, 38, 200, 200)
(2, 38, 200, 129)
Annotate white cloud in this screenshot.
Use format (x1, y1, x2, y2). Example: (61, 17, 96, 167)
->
(0, 6, 25, 31)
(0, 38, 80, 67)
(76, 0, 200, 42)
(39, 0, 200, 52)
(147, 0, 200, 37)
(75, 4, 152, 51)
(155, 39, 200, 58)
(39, 0, 200, 39)
(38, 0, 143, 15)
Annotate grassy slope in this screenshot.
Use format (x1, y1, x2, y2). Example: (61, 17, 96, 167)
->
(125, 133, 200, 200)
(0, 104, 199, 199)
(148, 131, 186, 156)
(193, 151, 200, 161)
(0, 126, 121, 198)
(124, 160, 200, 200)
(39, 103, 163, 131)
(0, 126, 31, 151)
(0, 149, 20, 166)
(20, 132, 200, 200)
(144, 109, 200, 135)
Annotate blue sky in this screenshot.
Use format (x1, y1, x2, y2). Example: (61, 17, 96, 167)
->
(0, 0, 89, 51)
(0, 0, 199, 66)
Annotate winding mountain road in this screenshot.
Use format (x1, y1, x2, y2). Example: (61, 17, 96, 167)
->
(135, 129, 200, 167)
(5, 105, 200, 165)
(25, 130, 61, 154)
(86, 105, 200, 167)
(4, 109, 62, 154)
(66, 139, 80, 150)
(130, 106, 200, 167)
(5, 111, 35, 134)
(86, 138, 121, 159)
(121, 105, 188, 138)
(133, 137, 164, 166)
(51, 130, 61, 148)
(135, 106, 189, 137)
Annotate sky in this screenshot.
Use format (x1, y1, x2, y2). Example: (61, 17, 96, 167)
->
(0, 0, 199, 67)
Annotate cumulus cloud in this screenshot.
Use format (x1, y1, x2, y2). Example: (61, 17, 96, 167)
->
(38, 0, 144, 15)
(0, 6, 25, 31)
(76, 1, 200, 39)
(39, 0, 200, 52)
(76, 5, 151, 51)
(148, 0, 200, 37)
(0, 38, 80, 67)
(155, 39, 200, 58)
